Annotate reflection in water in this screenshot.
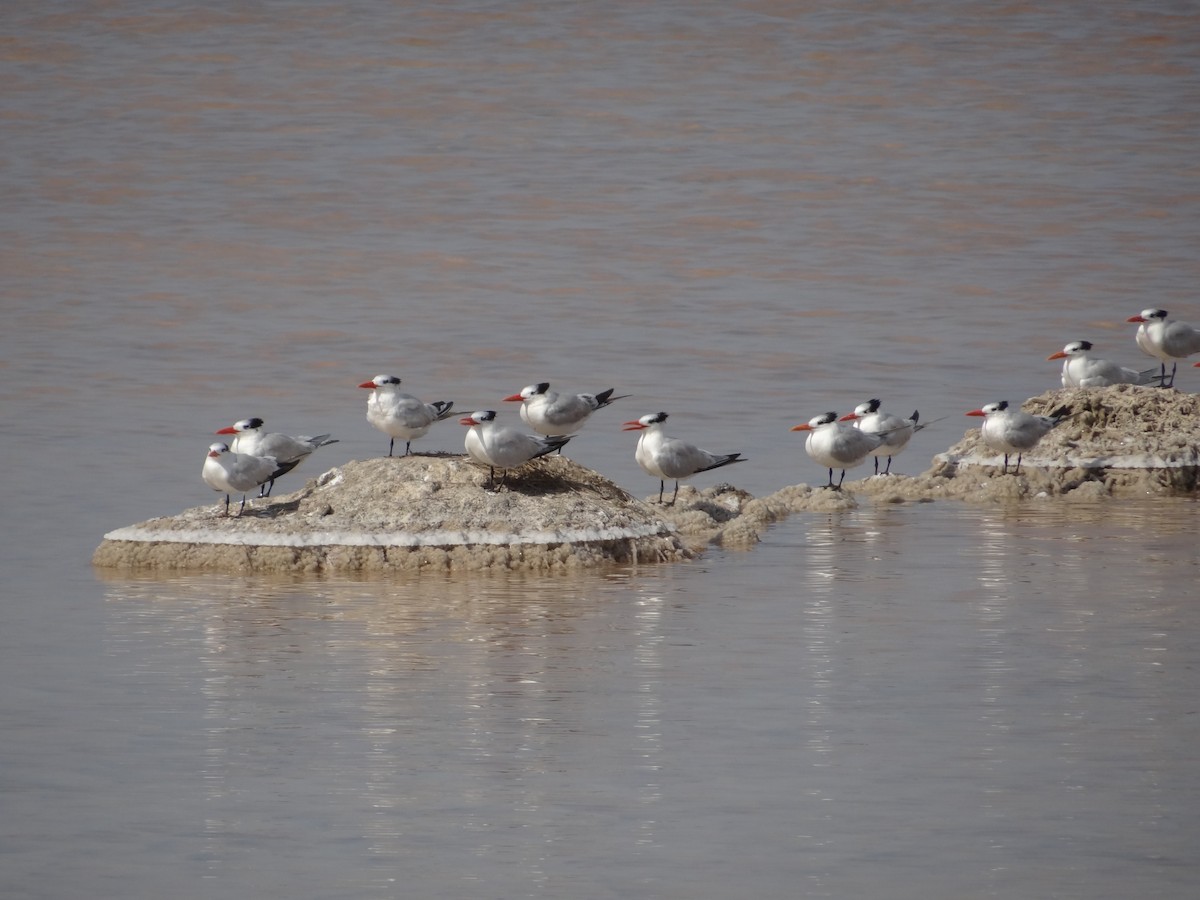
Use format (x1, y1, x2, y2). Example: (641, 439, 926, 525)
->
(766, 500, 1200, 893)
(632, 590, 664, 849)
(964, 502, 1193, 872)
(94, 495, 1200, 895)
(101, 569, 667, 891)
(799, 515, 840, 768)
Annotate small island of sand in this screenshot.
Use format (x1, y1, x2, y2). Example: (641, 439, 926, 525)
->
(93, 385, 1198, 573)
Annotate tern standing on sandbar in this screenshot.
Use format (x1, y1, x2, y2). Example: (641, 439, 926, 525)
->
(460, 410, 572, 489)
(965, 401, 1071, 475)
(360, 374, 455, 457)
(202, 442, 297, 516)
(622, 412, 743, 506)
(841, 399, 921, 476)
(215, 417, 338, 496)
(1126, 309, 1200, 389)
(792, 411, 884, 488)
(505, 382, 629, 437)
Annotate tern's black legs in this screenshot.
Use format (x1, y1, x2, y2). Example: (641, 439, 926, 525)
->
(653, 479, 681, 506)
(823, 468, 846, 489)
(999, 453, 1024, 475)
(219, 493, 249, 516)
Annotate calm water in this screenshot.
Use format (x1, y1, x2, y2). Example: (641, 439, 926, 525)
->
(3, 1, 1199, 897)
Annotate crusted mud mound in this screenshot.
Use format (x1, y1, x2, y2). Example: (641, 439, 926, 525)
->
(94, 455, 692, 574)
(646, 481, 872, 548)
(852, 385, 1200, 502)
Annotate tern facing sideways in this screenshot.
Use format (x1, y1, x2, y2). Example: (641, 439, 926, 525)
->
(215, 417, 338, 496)
(460, 410, 572, 488)
(360, 374, 455, 457)
(840, 399, 922, 476)
(505, 382, 629, 437)
(1047, 341, 1159, 389)
(622, 412, 743, 506)
(965, 401, 1071, 475)
(1127, 309, 1200, 389)
(792, 411, 885, 488)
(202, 442, 298, 516)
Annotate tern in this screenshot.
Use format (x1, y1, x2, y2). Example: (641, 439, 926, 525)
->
(460, 410, 572, 488)
(791, 411, 885, 488)
(504, 382, 630, 437)
(1127, 309, 1200, 388)
(215, 417, 338, 496)
(359, 374, 455, 456)
(840, 400, 921, 475)
(202, 442, 298, 516)
(622, 412, 743, 506)
(1047, 340, 1160, 388)
(965, 401, 1071, 475)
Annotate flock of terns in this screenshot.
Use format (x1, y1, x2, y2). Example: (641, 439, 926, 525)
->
(201, 308, 1200, 515)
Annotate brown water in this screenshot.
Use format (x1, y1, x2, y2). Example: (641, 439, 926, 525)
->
(3, 2, 1199, 897)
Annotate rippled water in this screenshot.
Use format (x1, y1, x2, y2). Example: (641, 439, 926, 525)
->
(3, 2, 1199, 897)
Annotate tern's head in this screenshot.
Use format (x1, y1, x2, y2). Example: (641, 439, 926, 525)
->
(622, 412, 667, 431)
(216, 417, 264, 435)
(791, 411, 838, 432)
(505, 382, 550, 402)
(359, 374, 401, 390)
(842, 399, 881, 421)
(207, 442, 230, 458)
(1127, 308, 1167, 324)
(966, 401, 1008, 417)
(1047, 340, 1092, 360)
(459, 410, 497, 426)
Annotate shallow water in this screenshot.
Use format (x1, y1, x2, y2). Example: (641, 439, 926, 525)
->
(3, 1, 1200, 897)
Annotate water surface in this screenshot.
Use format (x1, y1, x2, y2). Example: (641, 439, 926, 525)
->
(3, 2, 1199, 897)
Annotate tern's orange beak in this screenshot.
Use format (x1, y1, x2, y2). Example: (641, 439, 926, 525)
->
(215, 426, 238, 435)
(458, 416, 477, 426)
(838, 412, 859, 422)
(1047, 350, 1068, 360)
(965, 409, 986, 417)
(621, 421, 646, 431)
(503, 393, 524, 402)
(1127, 315, 1147, 323)
(358, 381, 377, 389)
(790, 423, 813, 432)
